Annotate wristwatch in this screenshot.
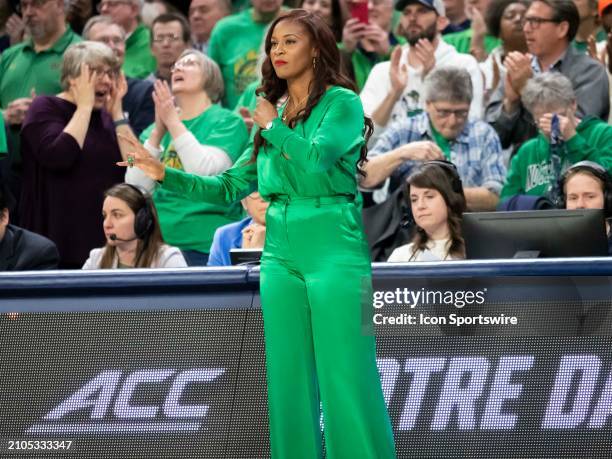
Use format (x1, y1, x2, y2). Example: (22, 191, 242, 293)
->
(113, 118, 130, 128)
(265, 119, 274, 130)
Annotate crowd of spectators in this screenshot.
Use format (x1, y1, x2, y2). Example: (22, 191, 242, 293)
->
(0, 0, 611, 269)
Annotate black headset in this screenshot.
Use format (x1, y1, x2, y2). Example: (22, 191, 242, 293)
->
(124, 184, 155, 239)
(422, 159, 464, 195)
(558, 161, 612, 217)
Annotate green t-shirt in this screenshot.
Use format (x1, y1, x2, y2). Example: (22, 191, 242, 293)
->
(123, 23, 157, 79)
(140, 104, 249, 253)
(0, 26, 81, 164)
(208, 8, 272, 109)
(501, 117, 612, 199)
(0, 26, 81, 109)
(442, 28, 501, 55)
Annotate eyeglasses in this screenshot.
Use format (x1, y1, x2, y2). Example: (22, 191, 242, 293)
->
(90, 67, 118, 79)
(170, 56, 200, 72)
(97, 36, 124, 46)
(521, 16, 559, 28)
(96, 0, 131, 12)
(16, 0, 51, 14)
(153, 34, 183, 44)
(431, 103, 469, 120)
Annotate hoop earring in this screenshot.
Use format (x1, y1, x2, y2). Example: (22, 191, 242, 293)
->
(312, 56, 317, 70)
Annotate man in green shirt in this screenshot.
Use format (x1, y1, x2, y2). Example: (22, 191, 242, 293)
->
(208, 0, 284, 109)
(501, 72, 612, 201)
(0, 0, 81, 219)
(99, 0, 157, 78)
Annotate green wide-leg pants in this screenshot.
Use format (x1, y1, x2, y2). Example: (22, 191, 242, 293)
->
(260, 196, 396, 459)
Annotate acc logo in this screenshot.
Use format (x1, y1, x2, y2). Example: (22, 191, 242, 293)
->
(26, 368, 225, 435)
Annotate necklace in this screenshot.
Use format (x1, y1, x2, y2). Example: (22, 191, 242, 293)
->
(282, 93, 309, 122)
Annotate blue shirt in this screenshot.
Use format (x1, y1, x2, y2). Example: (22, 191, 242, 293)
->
(207, 217, 252, 267)
(369, 112, 507, 194)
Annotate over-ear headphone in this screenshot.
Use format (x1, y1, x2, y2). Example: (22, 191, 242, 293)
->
(124, 183, 155, 239)
(558, 161, 612, 217)
(423, 159, 464, 195)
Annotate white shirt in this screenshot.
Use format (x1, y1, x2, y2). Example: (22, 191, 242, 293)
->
(360, 40, 484, 143)
(387, 239, 457, 262)
(82, 245, 187, 269)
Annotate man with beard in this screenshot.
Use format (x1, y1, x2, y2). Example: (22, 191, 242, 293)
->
(360, 0, 483, 143)
(0, 0, 81, 221)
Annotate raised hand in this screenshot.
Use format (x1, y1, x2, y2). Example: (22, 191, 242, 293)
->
(412, 39, 436, 77)
(253, 97, 278, 129)
(242, 223, 266, 248)
(505, 51, 533, 95)
(6, 14, 25, 46)
(106, 71, 128, 117)
(69, 64, 96, 110)
(538, 113, 577, 141)
(342, 18, 368, 53)
(152, 79, 180, 129)
(360, 23, 391, 55)
(389, 46, 408, 97)
(117, 133, 166, 181)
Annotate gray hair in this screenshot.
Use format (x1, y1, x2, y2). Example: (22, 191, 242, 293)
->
(60, 41, 120, 91)
(521, 73, 576, 114)
(423, 67, 473, 105)
(82, 15, 127, 40)
(176, 49, 224, 103)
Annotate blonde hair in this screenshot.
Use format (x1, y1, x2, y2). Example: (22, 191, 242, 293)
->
(60, 41, 120, 91)
(176, 49, 224, 103)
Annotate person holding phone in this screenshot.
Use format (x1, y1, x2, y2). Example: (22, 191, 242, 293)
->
(120, 10, 396, 458)
(340, 0, 403, 89)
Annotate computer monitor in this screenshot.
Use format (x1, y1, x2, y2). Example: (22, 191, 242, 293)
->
(462, 209, 608, 259)
(230, 248, 263, 265)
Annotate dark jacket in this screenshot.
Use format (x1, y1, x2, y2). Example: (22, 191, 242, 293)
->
(124, 77, 155, 137)
(363, 187, 414, 262)
(0, 224, 59, 270)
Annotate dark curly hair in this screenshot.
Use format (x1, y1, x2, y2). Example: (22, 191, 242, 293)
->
(485, 0, 532, 38)
(405, 163, 467, 260)
(251, 9, 373, 176)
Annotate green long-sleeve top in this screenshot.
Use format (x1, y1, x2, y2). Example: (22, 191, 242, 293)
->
(500, 117, 612, 199)
(161, 86, 366, 204)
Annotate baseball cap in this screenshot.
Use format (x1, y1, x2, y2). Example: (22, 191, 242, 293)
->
(395, 0, 446, 16)
(599, 0, 612, 16)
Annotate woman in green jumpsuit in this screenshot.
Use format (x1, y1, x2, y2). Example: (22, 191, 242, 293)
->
(122, 10, 396, 459)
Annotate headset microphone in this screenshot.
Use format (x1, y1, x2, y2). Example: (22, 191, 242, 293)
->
(108, 234, 138, 242)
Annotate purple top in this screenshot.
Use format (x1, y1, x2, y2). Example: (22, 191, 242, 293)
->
(20, 96, 124, 268)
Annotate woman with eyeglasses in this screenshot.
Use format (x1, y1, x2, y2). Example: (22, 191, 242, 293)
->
(19, 41, 129, 268)
(124, 49, 249, 266)
(388, 161, 467, 261)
